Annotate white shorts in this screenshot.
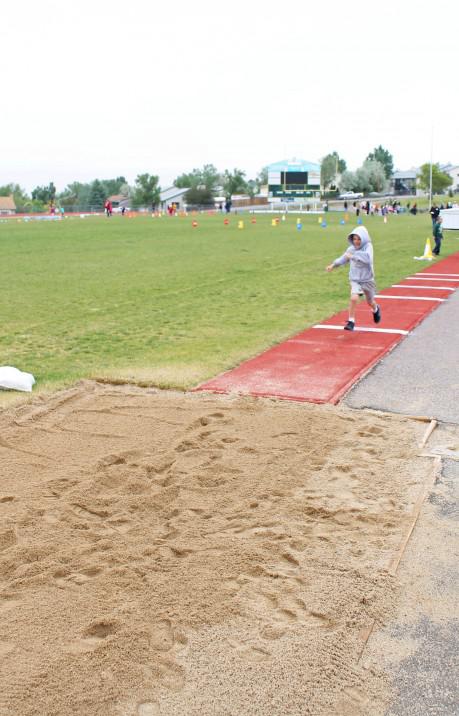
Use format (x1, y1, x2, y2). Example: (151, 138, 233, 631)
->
(350, 280, 376, 302)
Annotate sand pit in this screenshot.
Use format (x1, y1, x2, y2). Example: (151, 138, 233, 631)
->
(0, 381, 427, 715)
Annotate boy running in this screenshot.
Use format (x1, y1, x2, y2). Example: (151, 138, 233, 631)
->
(326, 226, 381, 331)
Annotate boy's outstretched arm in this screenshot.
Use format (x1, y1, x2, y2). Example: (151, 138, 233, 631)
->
(326, 251, 351, 271)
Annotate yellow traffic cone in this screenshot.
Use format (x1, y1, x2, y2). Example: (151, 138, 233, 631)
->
(271, 219, 277, 227)
(423, 238, 434, 259)
(238, 220, 244, 229)
(318, 216, 322, 224)
(414, 237, 433, 261)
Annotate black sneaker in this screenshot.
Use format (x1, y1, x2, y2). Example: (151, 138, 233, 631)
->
(373, 305, 381, 324)
(344, 320, 355, 331)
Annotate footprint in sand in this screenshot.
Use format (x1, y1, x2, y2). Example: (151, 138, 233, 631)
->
(260, 623, 287, 640)
(0, 594, 21, 614)
(43, 509, 61, 525)
(0, 528, 17, 551)
(53, 566, 104, 589)
(150, 619, 175, 651)
(335, 464, 352, 473)
(158, 545, 194, 560)
(71, 566, 104, 585)
(66, 620, 117, 654)
(137, 703, 160, 716)
(174, 439, 197, 453)
(45, 477, 77, 497)
(227, 639, 271, 662)
(99, 453, 126, 467)
(107, 516, 133, 534)
(281, 551, 300, 567)
(72, 503, 111, 520)
(196, 412, 226, 427)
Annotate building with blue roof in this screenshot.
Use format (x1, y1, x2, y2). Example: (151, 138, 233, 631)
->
(267, 158, 321, 203)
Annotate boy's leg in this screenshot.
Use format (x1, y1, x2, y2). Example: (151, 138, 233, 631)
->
(363, 282, 381, 323)
(344, 292, 359, 330)
(349, 293, 359, 321)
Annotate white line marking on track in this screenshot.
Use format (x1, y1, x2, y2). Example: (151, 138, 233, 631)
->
(313, 325, 409, 335)
(406, 277, 459, 282)
(392, 284, 454, 291)
(375, 295, 445, 301)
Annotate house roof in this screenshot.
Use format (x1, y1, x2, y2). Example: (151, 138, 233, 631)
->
(0, 195, 16, 210)
(107, 194, 128, 202)
(160, 186, 189, 201)
(393, 170, 418, 180)
(267, 158, 321, 172)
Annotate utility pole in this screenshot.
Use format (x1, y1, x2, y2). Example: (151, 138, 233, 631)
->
(429, 125, 434, 208)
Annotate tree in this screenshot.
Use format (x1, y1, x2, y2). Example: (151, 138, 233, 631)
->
(256, 166, 268, 186)
(88, 179, 106, 209)
(339, 171, 358, 192)
(58, 182, 91, 210)
(320, 152, 347, 190)
(174, 164, 219, 205)
(366, 146, 394, 179)
(118, 182, 132, 199)
(355, 160, 388, 193)
(340, 160, 388, 194)
(418, 163, 453, 195)
(31, 182, 56, 204)
(131, 173, 160, 208)
(245, 179, 259, 200)
(101, 176, 127, 196)
(222, 168, 247, 200)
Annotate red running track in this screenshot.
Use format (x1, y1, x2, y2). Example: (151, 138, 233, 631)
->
(194, 253, 459, 404)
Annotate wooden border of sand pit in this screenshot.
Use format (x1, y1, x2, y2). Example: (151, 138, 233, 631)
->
(357, 453, 442, 660)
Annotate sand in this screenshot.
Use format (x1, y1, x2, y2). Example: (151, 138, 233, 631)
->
(0, 381, 426, 715)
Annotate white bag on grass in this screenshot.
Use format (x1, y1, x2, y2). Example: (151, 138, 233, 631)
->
(0, 366, 35, 392)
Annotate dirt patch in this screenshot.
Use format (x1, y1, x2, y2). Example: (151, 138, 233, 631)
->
(0, 381, 425, 715)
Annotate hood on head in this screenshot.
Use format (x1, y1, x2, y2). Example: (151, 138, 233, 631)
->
(348, 225, 371, 247)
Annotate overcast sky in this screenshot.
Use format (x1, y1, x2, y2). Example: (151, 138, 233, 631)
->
(1, 0, 458, 192)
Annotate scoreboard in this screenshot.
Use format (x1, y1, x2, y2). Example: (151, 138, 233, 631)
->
(268, 159, 321, 199)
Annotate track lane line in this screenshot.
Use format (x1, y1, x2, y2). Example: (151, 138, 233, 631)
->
(405, 277, 459, 282)
(392, 284, 454, 291)
(375, 295, 445, 301)
(313, 325, 409, 335)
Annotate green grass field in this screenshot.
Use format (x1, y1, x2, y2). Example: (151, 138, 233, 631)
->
(2, 211, 457, 396)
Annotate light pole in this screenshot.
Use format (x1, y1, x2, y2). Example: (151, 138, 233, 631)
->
(429, 125, 434, 208)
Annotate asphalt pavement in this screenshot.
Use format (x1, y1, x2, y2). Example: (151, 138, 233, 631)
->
(344, 287, 459, 424)
(343, 280, 459, 714)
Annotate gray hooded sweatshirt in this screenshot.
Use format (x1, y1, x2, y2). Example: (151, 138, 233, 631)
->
(332, 225, 374, 282)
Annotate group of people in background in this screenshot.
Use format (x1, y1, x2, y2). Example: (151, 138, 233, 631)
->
(104, 199, 126, 216)
(348, 199, 406, 217)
